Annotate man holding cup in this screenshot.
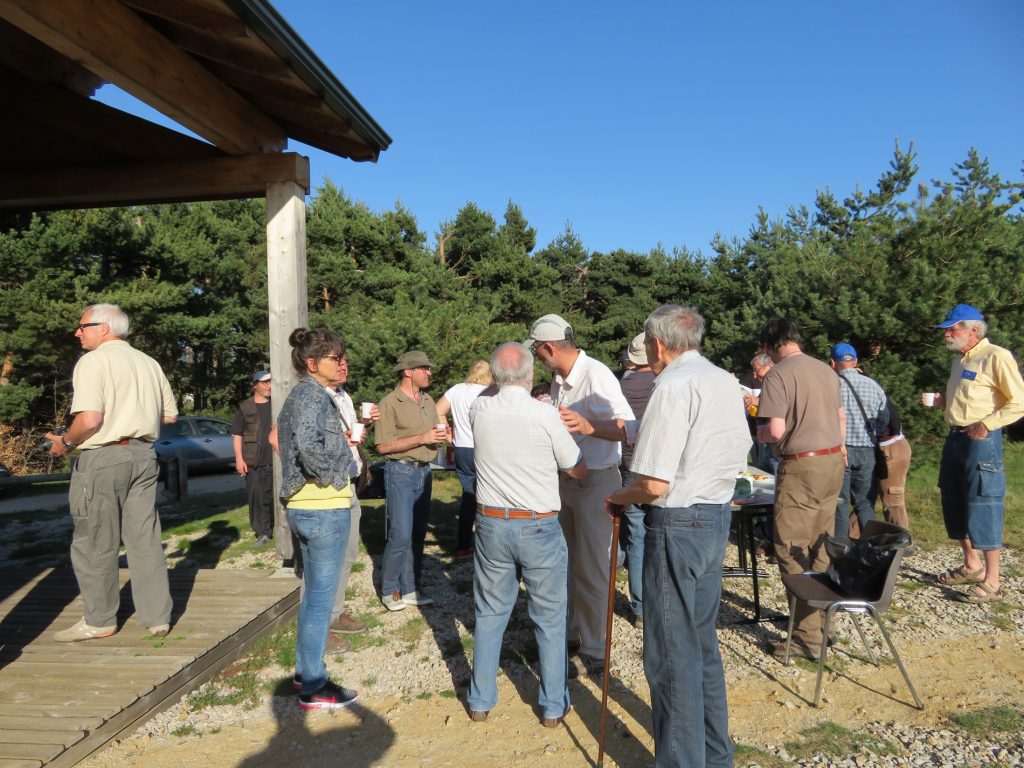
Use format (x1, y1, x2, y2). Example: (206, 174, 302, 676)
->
(924, 304, 1024, 603)
(375, 350, 449, 611)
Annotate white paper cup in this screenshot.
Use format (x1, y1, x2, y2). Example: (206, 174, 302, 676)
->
(436, 423, 447, 432)
(350, 423, 365, 443)
(922, 392, 938, 407)
(360, 402, 373, 420)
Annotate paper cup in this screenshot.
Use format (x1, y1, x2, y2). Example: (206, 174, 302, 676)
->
(360, 402, 373, 420)
(922, 392, 938, 407)
(436, 423, 447, 432)
(350, 423, 365, 443)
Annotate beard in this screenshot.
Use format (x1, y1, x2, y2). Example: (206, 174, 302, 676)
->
(945, 336, 968, 352)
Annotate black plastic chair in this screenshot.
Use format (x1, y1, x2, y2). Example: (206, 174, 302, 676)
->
(779, 520, 923, 708)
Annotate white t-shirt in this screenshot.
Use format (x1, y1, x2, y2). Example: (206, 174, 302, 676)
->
(443, 382, 487, 448)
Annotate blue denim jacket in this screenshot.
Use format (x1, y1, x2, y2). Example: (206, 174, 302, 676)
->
(277, 376, 352, 500)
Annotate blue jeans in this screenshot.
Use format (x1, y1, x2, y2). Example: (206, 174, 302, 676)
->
(454, 447, 478, 551)
(620, 471, 645, 618)
(940, 429, 1005, 550)
(644, 503, 733, 768)
(835, 445, 876, 539)
(382, 461, 432, 595)
(287, 506, 350, 696)
(468, 513, 569, 719)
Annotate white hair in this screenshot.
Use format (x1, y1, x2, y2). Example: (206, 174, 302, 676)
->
(85, 304, 130, 337)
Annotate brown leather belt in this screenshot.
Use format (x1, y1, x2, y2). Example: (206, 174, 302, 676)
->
(780, 445, 842, 461)
(477, 504, 557, 520)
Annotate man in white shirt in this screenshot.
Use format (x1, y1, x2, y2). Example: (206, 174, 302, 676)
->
(467, 342, 586, 726)
(607, 304, 750, 768)
(525, 313, 634, 677)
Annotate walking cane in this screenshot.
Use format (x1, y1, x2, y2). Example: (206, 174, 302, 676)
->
(597, 509, 622, 768)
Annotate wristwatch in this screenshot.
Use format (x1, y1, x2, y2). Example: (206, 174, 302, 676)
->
(61, 437, 77, 450)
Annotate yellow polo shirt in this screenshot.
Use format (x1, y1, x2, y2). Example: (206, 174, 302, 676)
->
(944, 338, 1024, 430)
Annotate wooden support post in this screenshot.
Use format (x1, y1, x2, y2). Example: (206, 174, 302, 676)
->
(266, 175, 309, 562)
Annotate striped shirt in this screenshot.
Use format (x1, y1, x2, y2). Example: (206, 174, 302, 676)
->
(630, 350, 750, 508)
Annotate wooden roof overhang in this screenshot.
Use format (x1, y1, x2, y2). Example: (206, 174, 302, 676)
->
(0, 0, 392, 210)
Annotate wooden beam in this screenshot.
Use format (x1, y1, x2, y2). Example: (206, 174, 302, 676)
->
(265, 180, 308, 562)
(0, 19, 103, 96)
(152, 19, 292, 77)
(1, 64, 224, 166)
(0, 153, 310, 210)
(122, 0, 248, 37)
(0, 0, 286, 154)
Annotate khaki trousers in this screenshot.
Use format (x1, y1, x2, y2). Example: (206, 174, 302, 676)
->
(773, 452, 844, 648)
(559, 466, 621, 659)
(69, 442, 172, 628)
(878, 438, 912, 531)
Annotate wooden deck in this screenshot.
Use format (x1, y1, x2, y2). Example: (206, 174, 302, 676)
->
(0, 566, 300, 768)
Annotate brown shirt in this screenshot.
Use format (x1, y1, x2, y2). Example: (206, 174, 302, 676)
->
(375, 384, 439, 462)
(757, 353, 842, 456)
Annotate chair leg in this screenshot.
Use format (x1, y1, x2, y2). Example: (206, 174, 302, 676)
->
(783, 595, 797, 666)
(849, 613, 878, 666)
(812, 605, 837, 706)
(867, 605, 923, 709)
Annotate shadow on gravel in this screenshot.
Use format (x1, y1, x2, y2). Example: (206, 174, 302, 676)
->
(239, 684, 395, 768)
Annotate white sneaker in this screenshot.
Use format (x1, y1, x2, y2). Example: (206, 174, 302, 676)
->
(54, 618, 117, 643)
(401, 591, 434, 606)
(381, 591, 407, 612)
(148, 624, 170, 637)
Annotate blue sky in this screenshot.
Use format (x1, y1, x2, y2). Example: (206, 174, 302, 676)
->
(100, 1, 1023, 255)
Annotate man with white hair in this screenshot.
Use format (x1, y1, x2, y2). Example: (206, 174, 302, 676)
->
(46, 304, 177, 641)
(925, 304, 1024, 603)
(467, 342, 586, 727)
(606, 304, 749, 768)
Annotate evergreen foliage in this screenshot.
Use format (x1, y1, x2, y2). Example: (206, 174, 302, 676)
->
(1, 147, 1021, 445)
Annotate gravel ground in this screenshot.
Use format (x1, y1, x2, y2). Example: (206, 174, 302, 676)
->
(108, 525, 1024, 767)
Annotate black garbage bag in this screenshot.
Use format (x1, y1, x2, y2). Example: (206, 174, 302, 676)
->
(824, 530, 913, 596)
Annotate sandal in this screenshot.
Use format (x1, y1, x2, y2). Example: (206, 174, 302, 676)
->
(955, 582, 1003, 604)
(935, 565, 984, 586)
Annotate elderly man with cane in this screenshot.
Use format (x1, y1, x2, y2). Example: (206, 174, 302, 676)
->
(605, 304, 749, 768)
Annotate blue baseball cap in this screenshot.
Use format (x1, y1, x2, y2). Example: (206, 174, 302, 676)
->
(829, 343, 858, 362)
(936, 304, 984, 329)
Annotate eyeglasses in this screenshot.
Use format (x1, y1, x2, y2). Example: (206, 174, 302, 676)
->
(76, 322, 102, 331)
(322, 354, 345, 364)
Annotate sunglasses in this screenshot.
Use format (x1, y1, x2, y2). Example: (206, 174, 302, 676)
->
(76, 322, 103, 331)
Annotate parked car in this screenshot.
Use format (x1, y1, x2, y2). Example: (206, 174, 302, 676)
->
(155, 416, 235, 471)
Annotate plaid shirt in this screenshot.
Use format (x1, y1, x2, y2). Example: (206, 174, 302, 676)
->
(837, 369, 888, 447)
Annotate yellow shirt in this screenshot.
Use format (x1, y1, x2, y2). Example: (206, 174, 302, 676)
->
(286, 481, 353, 510)
(70, 339, 178, 449)
(944, 338, 1024, 430)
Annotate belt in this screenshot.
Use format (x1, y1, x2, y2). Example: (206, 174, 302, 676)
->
(388, 458, 429, 467)
(780, 445, 842, 461)
(477, 504, 557, 520)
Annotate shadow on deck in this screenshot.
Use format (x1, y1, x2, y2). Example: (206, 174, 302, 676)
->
(0, 566, 299, 768)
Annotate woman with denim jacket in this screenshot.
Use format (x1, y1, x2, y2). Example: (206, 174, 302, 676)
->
(276, 327, 357, 710)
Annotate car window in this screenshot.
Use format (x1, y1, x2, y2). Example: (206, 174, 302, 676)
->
(196, 419, 230, 436)
(161, 421, 193, 438)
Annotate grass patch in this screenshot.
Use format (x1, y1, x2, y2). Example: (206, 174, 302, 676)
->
(898, 579, 927, 591)
(440, 690, 457, 699)
(351, 560, 366, 573)
(397, 617, 426, 648)
(950, 705, 1024, 736)
(416, 691, 432, 700)
(783, 722, 897, 760)
(349, 633, 388, 652)
(362, 675, 378, 688)
(171, 725, 200, 738)
(734, 743, 788, 768)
